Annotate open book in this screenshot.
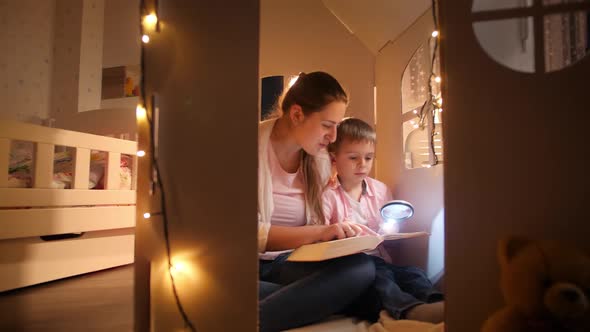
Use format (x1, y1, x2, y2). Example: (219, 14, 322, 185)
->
(287, 232, 429, 262)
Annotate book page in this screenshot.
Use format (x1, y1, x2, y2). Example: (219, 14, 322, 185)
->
(381, 231, 429, 241)
(286, 232, 430, 262)
(287, 236, 382, 262)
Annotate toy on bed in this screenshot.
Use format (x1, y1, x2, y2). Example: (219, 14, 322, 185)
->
(481, 236, 590, 332)
(8, 141, 132, 189)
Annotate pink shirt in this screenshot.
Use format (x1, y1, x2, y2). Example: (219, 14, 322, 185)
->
(322, 177, 393, 233)
(268, 142, 306, 227)
(323, 177, 395, 260)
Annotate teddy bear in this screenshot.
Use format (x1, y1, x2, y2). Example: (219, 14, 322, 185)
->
(481, 236, 590, 332)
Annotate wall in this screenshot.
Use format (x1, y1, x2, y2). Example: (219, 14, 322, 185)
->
(375, 10, 444, 280)
(49, 0, 84, 123)
(440, 0, 590, 330)
(0, 0, 56, 123)
(102, 0, 140, 68)
(259, 0, 375, 123)
(77, 0, 104, 113)
(135, 1, 259, 331)
(52, 0, 135, 123)
(0, 0, 138, 125)
(321, 0, 431, 55)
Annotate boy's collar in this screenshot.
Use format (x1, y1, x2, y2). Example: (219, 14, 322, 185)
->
(330, 177, 375, 198)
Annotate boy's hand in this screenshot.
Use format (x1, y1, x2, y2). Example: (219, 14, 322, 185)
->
(341, 220, 379, 237)
(319, 222, 378, 242)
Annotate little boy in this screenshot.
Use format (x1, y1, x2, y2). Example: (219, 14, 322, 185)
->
(323, 118, 444, 323)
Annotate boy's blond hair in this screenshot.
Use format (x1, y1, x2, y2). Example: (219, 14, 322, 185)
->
(328, 117, 376, 154)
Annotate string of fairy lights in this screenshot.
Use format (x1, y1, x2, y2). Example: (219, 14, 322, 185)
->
(136, 1, 198, 331)
(415, 0, 442, 167)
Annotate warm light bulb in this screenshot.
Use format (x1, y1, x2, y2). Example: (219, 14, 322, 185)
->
(137, 150, 146, 157)
(288, 75, 299, 88)
(136, 105, 146, 120)
(170, 262, 187, 275)
(143, 212, 151, 219)
(435, 76, 441, 83)
(143, 13, 158, 27)
(413, 110, 418, 114)
(432, 30, 439, 38)
(434, 110, 441, 124)
(413, 124, 419, 129)
(141, 34, 150, 43)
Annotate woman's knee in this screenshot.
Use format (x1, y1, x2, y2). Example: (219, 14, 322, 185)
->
(335, 253, 376, 282)
(259, 281, 281, 300)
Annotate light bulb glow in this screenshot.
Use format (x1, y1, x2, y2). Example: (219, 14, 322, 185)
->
(435, 76, 441, 83)
(421, 161, 433, 168)
(142, 34, 150, 43)
(434, 111, 441, 124)
(170, 261, 187, 275)
(413, 124, 419, 129)
(166, 257, 200, 282)
(143, 14, 158, 27)
(137, 150, 146, 157)
(136, 105, 146, 120)
(380, 221, 399, 235)
(413, 110, 418, 114)
(432, 30, 439, 38)
(143, 212, 151, 219)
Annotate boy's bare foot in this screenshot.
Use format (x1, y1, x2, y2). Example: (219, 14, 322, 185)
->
(404, 302, 445, 323)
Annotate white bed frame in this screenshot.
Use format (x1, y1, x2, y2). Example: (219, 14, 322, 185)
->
(0, 119, 137, 292)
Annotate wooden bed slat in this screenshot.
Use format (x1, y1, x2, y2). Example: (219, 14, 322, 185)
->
(131, 155, 138, 190)
(0, 138, 8, 188)
(0, 120, 136, 155)
(105, 152, 121, 189)
(0, 229, 134, 292)
(34, 143, 55, 189)
(0, 188, 136, 207)
(73, 147, 91, 189)
(0, 206, 136, 240)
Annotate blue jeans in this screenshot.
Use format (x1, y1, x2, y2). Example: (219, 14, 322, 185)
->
(360, 256, 444, 321)
(259, 252, 375, 332)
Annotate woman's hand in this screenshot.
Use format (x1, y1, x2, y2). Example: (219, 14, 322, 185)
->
(319, 222, 378, 242)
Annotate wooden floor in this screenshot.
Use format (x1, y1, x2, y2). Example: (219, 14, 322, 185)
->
(0, 264, 134, 332)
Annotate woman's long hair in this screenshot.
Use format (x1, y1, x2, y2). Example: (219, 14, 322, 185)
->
(277, 72, 348, 224)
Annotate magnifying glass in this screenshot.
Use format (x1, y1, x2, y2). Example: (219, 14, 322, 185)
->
(380, 200, 414, 223)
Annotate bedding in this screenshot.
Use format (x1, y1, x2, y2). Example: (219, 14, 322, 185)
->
(286, 311, 444, 332)
(7, 141, 132, 190)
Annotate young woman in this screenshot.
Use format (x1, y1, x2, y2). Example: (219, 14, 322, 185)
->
(258, 72, 376, 332)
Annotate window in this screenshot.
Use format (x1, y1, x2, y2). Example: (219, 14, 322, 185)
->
(472, 0, 590, 73)
(401, 38, 443, 169)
